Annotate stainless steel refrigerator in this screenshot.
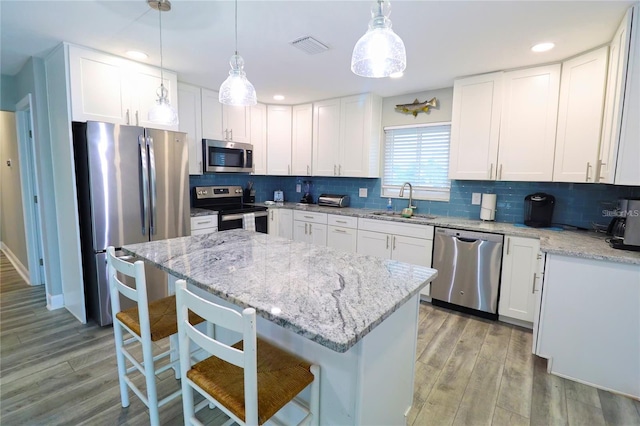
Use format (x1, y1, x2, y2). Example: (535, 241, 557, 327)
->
(73, 121, 189, 326)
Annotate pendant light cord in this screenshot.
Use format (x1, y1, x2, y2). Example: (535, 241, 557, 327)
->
(234, 0, 238, 56)
(157, 2, 165, 87)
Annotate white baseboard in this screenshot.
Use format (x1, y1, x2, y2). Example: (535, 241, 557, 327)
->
(47, 293, 65, 311)
(0, 241, 31, 285)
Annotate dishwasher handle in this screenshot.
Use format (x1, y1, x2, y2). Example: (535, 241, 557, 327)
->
(456, 236, 479, 243)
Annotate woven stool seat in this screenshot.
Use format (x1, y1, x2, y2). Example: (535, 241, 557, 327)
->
(187, 339, 314, 425)
(116, 295, 204, 341)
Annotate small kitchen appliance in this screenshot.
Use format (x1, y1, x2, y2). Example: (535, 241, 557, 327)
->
(300, 180, 313, 204)
(317, 194, 351, 208)
(193, 186, 268, 233)
(480, 193, 497, 221)
(524, 193, 555, 228)
(273, 190, 284, 203)
(609, 198, 640, 251)
(243, 181, 255, 203)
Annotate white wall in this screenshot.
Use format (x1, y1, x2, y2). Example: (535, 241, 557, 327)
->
(0, 111, 29, 270)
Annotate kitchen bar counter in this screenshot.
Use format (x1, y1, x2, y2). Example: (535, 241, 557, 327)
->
(123, 229, 437, 424)
(122, 229, 436, 353)
(264, 203, 640, 265)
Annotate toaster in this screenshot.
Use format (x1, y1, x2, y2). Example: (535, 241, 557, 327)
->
(524, 193, 555, 227)
(317, 194, 350, 208)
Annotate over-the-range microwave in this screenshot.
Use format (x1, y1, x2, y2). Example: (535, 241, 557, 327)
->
(203, 139, 254, 173)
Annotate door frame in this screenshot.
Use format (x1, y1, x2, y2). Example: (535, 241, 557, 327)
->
(15, 94, 47, 289)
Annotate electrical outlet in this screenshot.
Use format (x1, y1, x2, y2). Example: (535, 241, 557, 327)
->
(296, 184, 301, 193)
(472, 193, 481, 205)
(359, 188, 368, 197)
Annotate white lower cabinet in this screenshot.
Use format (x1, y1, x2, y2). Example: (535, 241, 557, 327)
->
(190, 215, 218, 235)
(498, 236, 541, 324)
(268, 209, 293, 239)
(357, 218, 434, 296)
(326, 215, 358, 253)
(293, 211, 327, 246)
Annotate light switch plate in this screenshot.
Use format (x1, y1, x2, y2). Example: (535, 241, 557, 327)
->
(296, 184, 301, 193)
(359, 188, 368, 198)
(472, 193, 481, 205)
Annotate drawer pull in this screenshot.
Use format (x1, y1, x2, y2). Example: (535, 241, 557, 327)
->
(334, 229, 347, 233)
(336, 220, 347, 224)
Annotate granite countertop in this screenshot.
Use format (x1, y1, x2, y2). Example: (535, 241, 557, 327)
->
(190, 208, 218, 217)
(264, 202, 640, 265)
(122, 230, 437, 353)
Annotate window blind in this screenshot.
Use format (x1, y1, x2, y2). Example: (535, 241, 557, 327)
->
(382, 123, 451, 201)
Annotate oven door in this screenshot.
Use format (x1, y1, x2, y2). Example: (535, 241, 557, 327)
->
(219, 211, 268, 234)
(203, 139, 254, 173)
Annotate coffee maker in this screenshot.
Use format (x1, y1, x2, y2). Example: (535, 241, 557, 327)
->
(609, 198, 640, 251)
(300, 180, 313, 204)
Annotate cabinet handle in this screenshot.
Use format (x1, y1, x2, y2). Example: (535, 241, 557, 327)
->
(498, 164, 503, 180)
(336, 220, 347, 224)
(307, 165, 310, 175)
(230, 129, 233, 140)
(585, 162, 592, 182)
(126, 109, 130, 125)
(386, 235, 390, 249)
(309, 224, 312, 235)
(334, 229, 347, 233)
(595, 159, 604, 182)
(196, 220, 210, 225)
(304, 215, 314, 219)
(489, 163, 494, 180)
(532, 273, 537, 294)
(224, 129, 228, 140)
(334, 164, 337, 176)
(338, 164, 342, 175)
(506, 237, 510, 255)
(393, 235, 396, 250)
(135, 110, 139, 126)
(305, 223, 308, 234)
(270, 211, 274, 220)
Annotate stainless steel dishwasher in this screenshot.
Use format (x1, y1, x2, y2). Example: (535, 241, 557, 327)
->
(430, 227, 504, 320)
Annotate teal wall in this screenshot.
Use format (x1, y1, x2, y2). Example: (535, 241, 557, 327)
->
(1, 74, 17, 111)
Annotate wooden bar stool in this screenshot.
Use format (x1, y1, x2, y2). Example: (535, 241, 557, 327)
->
(106, 247, 204, 426)
(175, 280, 320, 426)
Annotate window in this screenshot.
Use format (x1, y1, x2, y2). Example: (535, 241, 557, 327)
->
(382, 123, 451, 202)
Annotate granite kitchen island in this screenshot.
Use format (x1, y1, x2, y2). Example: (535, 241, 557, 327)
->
(123, 229, 437, 425)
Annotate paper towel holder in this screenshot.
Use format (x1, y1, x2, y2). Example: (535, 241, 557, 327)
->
(480, 193, 497, 221)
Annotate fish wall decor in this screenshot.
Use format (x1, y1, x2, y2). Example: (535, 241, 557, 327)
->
(395, 97, 437, 117)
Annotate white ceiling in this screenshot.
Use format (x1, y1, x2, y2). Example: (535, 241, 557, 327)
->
(1, 0, 635, 105)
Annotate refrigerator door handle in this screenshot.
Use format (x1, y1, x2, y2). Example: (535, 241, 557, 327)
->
(147, 136, 158, 236)
(138, 136, 149, 235)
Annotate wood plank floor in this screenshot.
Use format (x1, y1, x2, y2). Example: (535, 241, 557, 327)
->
(2, 252, 639, 425)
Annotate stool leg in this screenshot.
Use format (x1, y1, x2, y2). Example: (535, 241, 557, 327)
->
(142, 336, 160, 426)
(112, 320, 130, 408)
(310, 364, 320, 426)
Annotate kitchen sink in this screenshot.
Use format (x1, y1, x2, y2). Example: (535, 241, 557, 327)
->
(371, 211, 437, 220)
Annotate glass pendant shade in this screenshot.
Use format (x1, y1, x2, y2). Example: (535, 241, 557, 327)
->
(148, 84, 179, 125)
(351, 0, 406, 78)
(219, 54, 257, 106)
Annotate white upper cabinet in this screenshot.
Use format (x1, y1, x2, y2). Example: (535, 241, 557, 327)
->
(200, 88, 250, 143)
(599, 7, 633, 184)
(177, 82, 203, 175)
(553, 47, 609, 183)
(313, 98, 341, 176)
(251, 103, 267, 175)
(291, 104, 313, 176)
(201, 88, 224, 140)
(267, 105, 293, 175)
(498, 64, 561, 182)
(614, 5, 640, 186)
(449, 72, 503, 180)
(67, 44, 178, 131)
(313, 93, 382, 177)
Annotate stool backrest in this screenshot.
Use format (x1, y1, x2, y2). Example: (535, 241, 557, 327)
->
(106, 246, 151, 338)
(175, 280, 259, 423)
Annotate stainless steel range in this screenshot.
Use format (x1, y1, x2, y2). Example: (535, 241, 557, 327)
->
(192, 185, 268, 233)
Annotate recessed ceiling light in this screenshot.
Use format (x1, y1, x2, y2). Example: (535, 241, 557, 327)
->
(531, 42, 555, 53)
(126, 50, 148, 60)
(389, 71, 404, 79)
(273, 95, 285, 101)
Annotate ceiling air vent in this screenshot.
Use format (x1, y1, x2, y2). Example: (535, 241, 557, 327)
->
(290, 36, 329, 55)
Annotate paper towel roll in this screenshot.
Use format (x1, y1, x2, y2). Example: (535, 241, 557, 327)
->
(480, 193, 497, 221)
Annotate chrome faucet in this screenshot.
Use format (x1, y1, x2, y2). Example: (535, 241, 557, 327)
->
(399, 182, 417, 210)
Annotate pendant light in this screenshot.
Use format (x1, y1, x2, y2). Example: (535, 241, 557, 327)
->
(351, 0, 406, 78)
(219, 0, 257, 106)
(147, 0, 179, 125)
